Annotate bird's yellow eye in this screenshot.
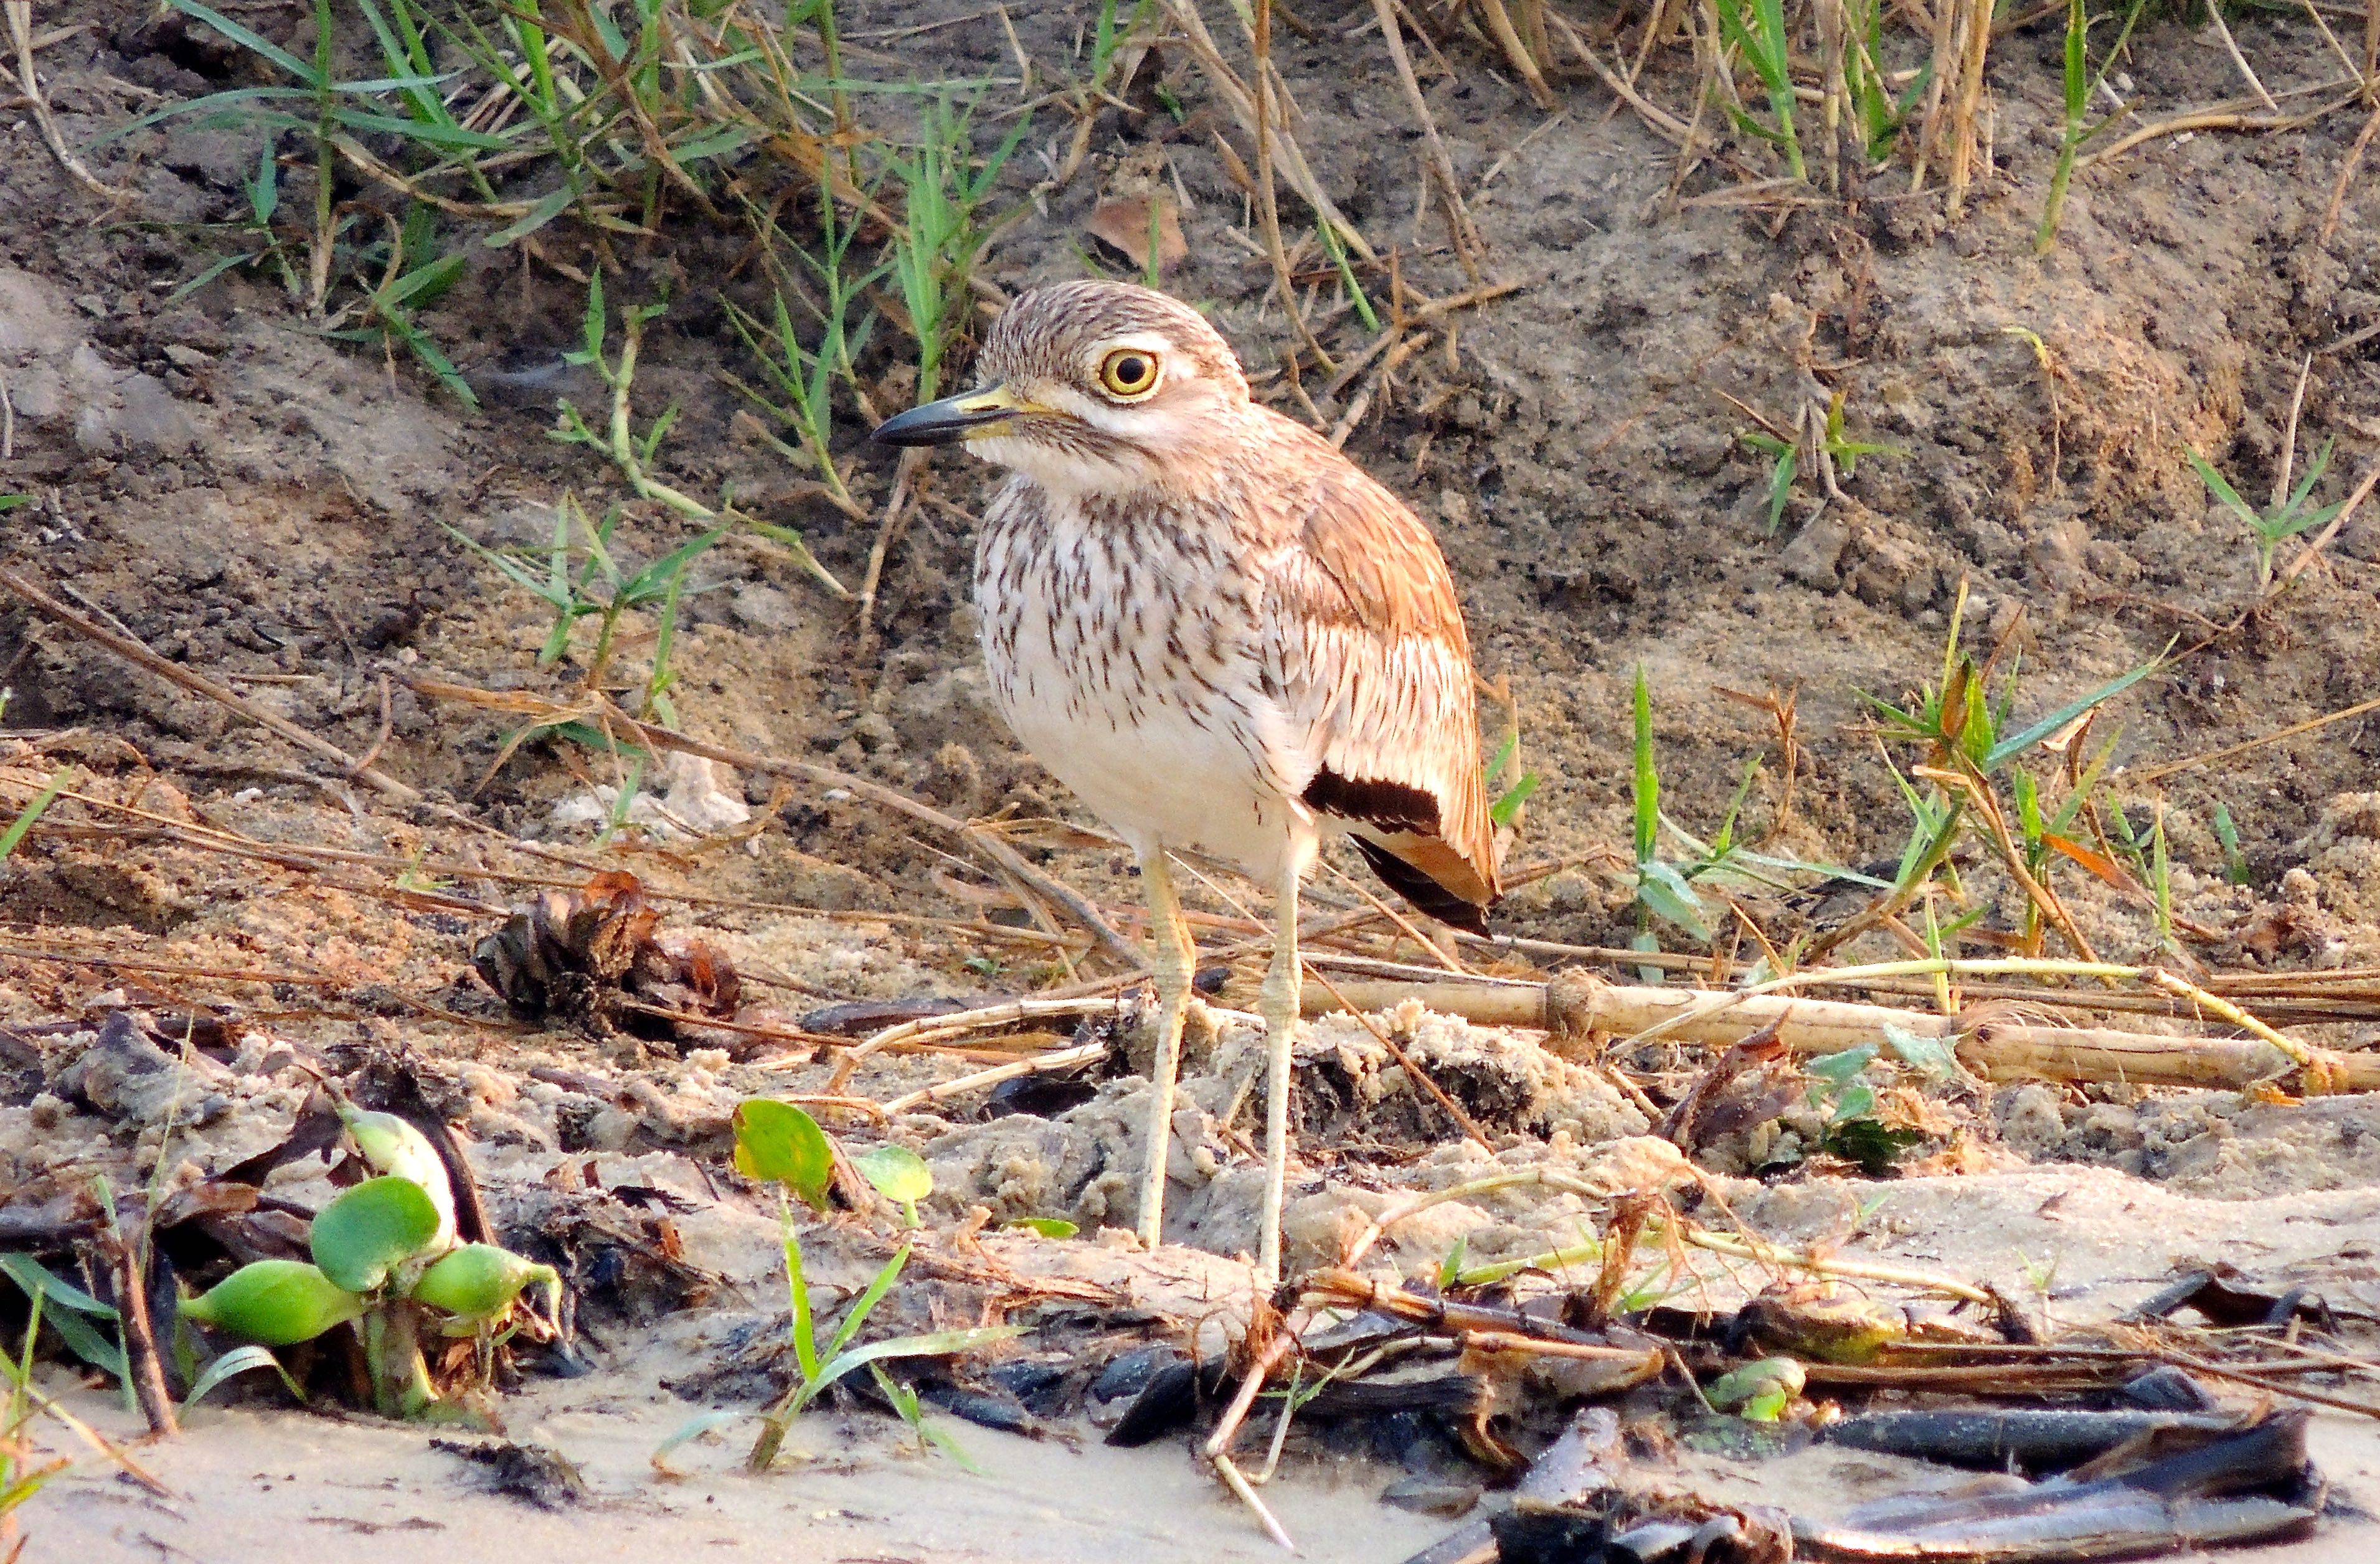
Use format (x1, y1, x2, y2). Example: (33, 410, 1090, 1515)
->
(1098, 347, 1161, 399)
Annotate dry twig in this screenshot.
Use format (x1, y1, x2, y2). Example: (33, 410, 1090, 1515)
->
(4, 1, 132, 200)
(0, 568, 423, 804)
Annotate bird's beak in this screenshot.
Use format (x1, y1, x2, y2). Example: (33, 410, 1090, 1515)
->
(869, 384, 1043, 446)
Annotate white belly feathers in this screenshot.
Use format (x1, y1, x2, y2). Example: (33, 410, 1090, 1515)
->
(975, 481, 1318, 885)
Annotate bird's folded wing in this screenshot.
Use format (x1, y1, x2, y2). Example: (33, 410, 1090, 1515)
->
(1262, 456, 1499, 922)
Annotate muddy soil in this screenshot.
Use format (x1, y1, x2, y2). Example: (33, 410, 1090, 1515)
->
(5, 0, 2380, 1559)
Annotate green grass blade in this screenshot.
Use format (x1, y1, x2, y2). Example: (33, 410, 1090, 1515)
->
(169, 0, 321, 83)
(1983, 659, 2161, 771)
(184, 1344, 305, 1408)
(824, 1247, 908, 1362)
(1632, 664, 1658, 864)
(2186, 448, 2264, 530)
(0, 769, 70, 859)
(484, 188, 577, 247)
(796, 1326, 1029, 1415)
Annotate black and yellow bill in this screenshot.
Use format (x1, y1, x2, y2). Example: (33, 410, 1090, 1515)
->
(869, 384, 1044, 446)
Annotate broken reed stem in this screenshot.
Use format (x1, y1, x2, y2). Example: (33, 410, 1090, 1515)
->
(854, 446, 922, 662)
(2273, 450, 2380, 590)
(0, 771, 1089, 956)
(2080, 84, 2367, 169)
(1247, 0, 1332, 374)
(1301, 963, 1495, 1152)
(2206, 1, 2282, 113)
(827, 996, 1135, 1093)
(2154, 1347, 2380, 1421)
(1672, 1225, 1995, 1304)
(1334, 1167, 1991, 1303)
(875, 1040, 1108, 1116)
(1474, 0, 1561, 110)
(1300, 963, 2380, 1095)
(2321, 105, 2380, 243)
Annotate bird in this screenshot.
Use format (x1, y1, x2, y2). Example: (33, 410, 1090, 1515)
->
(872, 280, 1498, 1286)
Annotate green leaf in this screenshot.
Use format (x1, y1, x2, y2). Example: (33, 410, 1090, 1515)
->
(618, 525, 729, 606)
(2287, 436, 2336, 515)
(1807, 1042, 1878, 1086)
(668, 123, 758, 164)
(0, 768, 69, 859)
(1881, 1024, 1960, 1080)
(824, 1247, 909, 1364)
(1, 1253, 128, 1380)
(32, 1303, 128, 1382)
(733, 1099, 834, 1211)
(311, 1175, 445, 1293)
(325, 105, 510, 148)
(1765, 446, 1798, 533)
(577, 267, 609, 367)
(179, 1260, 365, 1346)
(184, 1344, 304, 1409)
(1831, 1081, 1879, 1123)
(382, 250, 467, 309)
(1003, 1217, 1077, 1239)
(2186, 448, 2262, 530)
(2212, 799, 2249, 885)
(485, 187, 577, 247)
(1490, 771, 1542, 829)
(438, 521, 567, 606)
(910, 1404, 984, 1471)
(1824, 1116, 1927, 1176)
(854, 1146, 933, 1207)
(1483, 732, 1518, 791)
(1635, 860, 1710, 941)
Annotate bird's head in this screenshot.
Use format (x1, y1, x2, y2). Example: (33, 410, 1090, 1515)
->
(869, 281, 1250, 496)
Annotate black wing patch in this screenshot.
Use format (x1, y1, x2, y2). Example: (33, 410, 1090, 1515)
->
(1302, 766, 1440, 834)
(1348, 838, 1493, 935)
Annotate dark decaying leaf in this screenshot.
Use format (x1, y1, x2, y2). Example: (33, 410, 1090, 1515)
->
(2118, 1263, 2367, 1328)
(212, 1097, 343, 1188)
(430, 1439, 590, 1511)
(471, 870, 741, 1040)
(1820, 1408, 2244, 1474)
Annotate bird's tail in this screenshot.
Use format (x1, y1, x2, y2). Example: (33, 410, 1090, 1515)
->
(1349, 831, 1498, 935)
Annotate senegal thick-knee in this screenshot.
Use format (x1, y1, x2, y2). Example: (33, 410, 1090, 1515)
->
(874, 281, 1498, 1286)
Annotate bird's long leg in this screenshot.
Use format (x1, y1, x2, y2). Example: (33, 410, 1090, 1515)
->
(1257, 862, 1301, 1290)
(1135, 848, 1194, 1253)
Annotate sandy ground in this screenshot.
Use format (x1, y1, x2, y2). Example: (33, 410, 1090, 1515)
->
(30, 1387, 2379, 1564)
(19, 1137, 2380, 1563)
(7, 1, 2380, 1560)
